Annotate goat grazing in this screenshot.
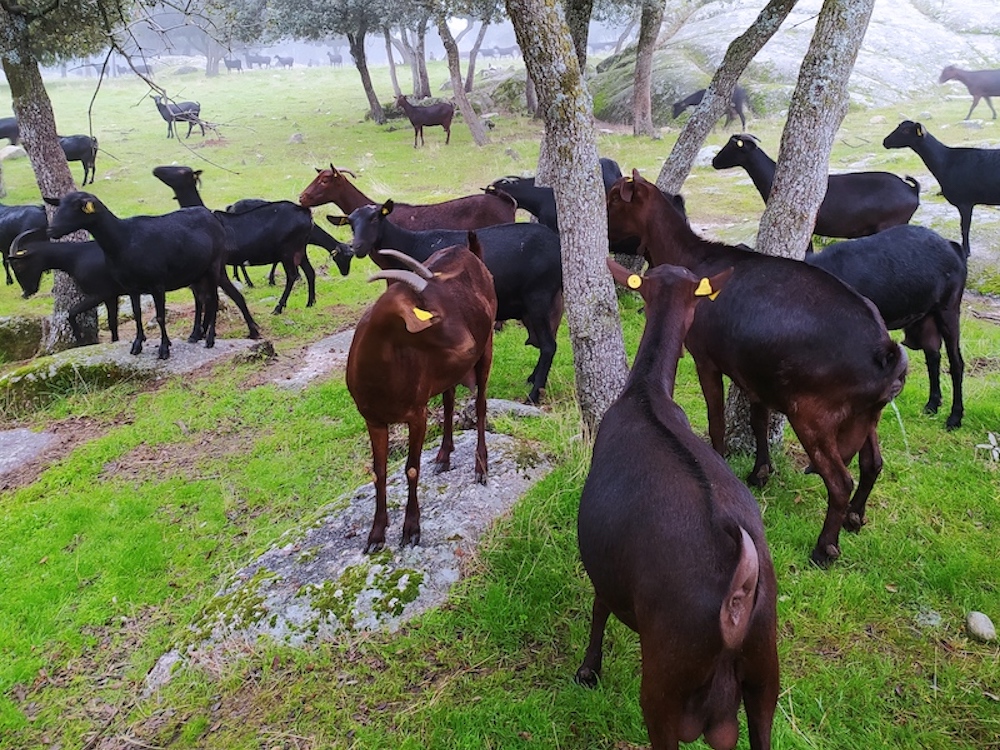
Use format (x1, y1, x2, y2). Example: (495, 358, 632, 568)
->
(329, 200, 563, 404)
(8, 228, 126, 343)
(58, 134, 98, 186)
(672, 86, 750, 129)
(883, 120, 1000, 255)
(939, 66, 1000, 120)
(273, 55, 294, 69)
(608, 171, 908, 566)
(348, 239, 497, 553)
(577, 259, 778, 750)
(712, 134, 919, 248)
(806, 225, 967, 429)
(46, 192, 260, 359)
(223, 58, 242, 73)
(151, 94, 203, 139)
(298, 164, 517, 229)
(327, 51, 343, 67)
(0, 202, 47, 285)
(0, 116, 19, 145)
(244, 53, 270, 69)
(395, 95, 455, 147)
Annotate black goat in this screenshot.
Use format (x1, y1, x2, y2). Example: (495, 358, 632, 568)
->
(672, 86, 750, 129)
(245, 53, 270, 69)
(395, 95, 454, 147)
(151, 95, 203, 139)
(46, 192, 260, 359)
(223, 58, 242, 73)
(0, 203, 47, 285)
(327, 51, 343, 67)
(806, 224, 966, 429)
(713, 134, 920, 248)
(939, 66, 1000, 120)
(883, 120, 1000, 256)
(273, 55, 294, 69)
(58, 134, 98, 185)
(329, 200, 563, 404)
(0, 116, 19, 145)
(8, 228, 126, 344)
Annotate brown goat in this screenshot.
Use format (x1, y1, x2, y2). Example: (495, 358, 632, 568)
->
(347, 239, 498, 553)
(939, 66, 1000, 120)
(298, 165, 516, 229)
(395, 94, 454, 147)
(577, 259, 778, 750)
(608, 171, 908, 566)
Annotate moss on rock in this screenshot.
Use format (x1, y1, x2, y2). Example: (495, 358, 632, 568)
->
(0, 315, 42, 363)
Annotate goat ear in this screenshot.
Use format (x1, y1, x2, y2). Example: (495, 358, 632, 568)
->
(381, 199, 394, 216)
(402, 305, 439, 333)
(606, 257, 643, 289)
(695, 267, 734, 300)
(326, 215, 350, 226)
(82, 201, 96, 214)
(915, 123, 924, 137)
(620, 176, 635, 203)
(42, 196, 60, 207)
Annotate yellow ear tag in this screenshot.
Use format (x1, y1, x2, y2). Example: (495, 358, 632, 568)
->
(736, 139, 744, 147)
(625, 176, 634, 182)
(83, 201, 96, 214)
(626, 274, 642, 289)
(916, 124, 923, 137)
(412, 307, 433, 321)
(381, 206, 390, 216)
(695, 278, 715, 297)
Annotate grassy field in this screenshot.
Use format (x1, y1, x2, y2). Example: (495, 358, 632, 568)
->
(1, 59, 999, 749)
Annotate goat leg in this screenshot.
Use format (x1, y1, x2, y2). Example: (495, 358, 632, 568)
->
(128, 293, 145, 355)
(433, 388, 455, 474)
(400, 415, 427, 547)
(845, 428, 881, 533)
(364, 421, 390, 554)
(575, 596, 612, 687)
(152, 291, 172, 359)
(747, 400, 775, 487)
(473, 351, 492, 484)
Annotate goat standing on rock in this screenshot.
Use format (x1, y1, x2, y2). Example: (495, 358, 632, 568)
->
(577, 259, 778, 750)
(395, 95, 454, 147)
(347, 239, 497, 554)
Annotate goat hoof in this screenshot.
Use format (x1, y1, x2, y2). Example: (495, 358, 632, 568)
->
(845, 512, 866, 532)
(400, 530, 421, 548)
(157, 347, 171, 360)
(248, 328, 263, 340)
(433, 459, 451, 475)
(129, 341, 143, 355)
(946, 415, 962, 431)
(746, 466, 771, 488)
(475, 470, 488, 486)
(364, 539, 385, 555)
(810, 544, 841, 568)
(271, 306, 284, 315)
(923, 401, 941, 416)
(574, 666, 600, 688)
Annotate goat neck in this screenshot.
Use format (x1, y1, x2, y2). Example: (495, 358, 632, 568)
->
(47, 192, 129, 255)
(299, 165, 370, 211)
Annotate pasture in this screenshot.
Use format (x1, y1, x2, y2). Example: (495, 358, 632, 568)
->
(1, 59, 999, 749)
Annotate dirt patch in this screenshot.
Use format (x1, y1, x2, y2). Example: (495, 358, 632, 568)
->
(0, 416, 111, 492)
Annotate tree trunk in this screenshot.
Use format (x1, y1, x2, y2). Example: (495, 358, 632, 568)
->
(384, 27, 401, 98)
(435, 13, 488, 147)
(616, 12, 639, 53)
(632, 0, 665, 137)
(525, 70, 538, 116)
(0, 7, 96, 353)
(656, 0, 799, 193)
(507, 0, 629, 432)
(562, 0, 593, 72)
(414, 16, 431, 98)
(348, 29, 385, 125)
(464, 21, 489, 93)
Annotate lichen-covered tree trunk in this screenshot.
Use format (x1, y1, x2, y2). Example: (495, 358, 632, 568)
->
(463, 21, 490, 93)
(414, 16, 432, 99)
(656, 0, 799, 193)
(0, 7, 96, 353)
(348, 29, 385, 125)
(435, 13, 488, 146)
(728, 0, 875, 454)
(633, 0, 665, 137)
(384, 27, 402, 98)
(562, 0, 593, 72)
(507, 0, 629, 432)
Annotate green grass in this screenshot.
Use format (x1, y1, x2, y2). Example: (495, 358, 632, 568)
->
(1, 60, 1000, 749)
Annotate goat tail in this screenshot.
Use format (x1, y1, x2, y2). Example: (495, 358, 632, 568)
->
(904, 175, 920, 193)
(720, 526, 760, 651)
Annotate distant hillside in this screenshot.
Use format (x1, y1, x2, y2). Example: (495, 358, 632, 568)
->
(589, 0, 1000, 124)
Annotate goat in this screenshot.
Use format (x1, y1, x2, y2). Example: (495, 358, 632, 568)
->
(883, 120, 1000, 256)
(608, 170, 908, 566)
(0, 203, 47, 285)
(223, 58, 242, 73)
(298, 164, 517, 229)
(0, 116, 19, 145)
(151, 165, 323, 314)
(327, 51, 343, 67)
(577, 258, 778, 750)
(395, 95, 455, 148)
(939, 66, 1000, 120)
(8, 228, 125, 343)
(245, 53, 270, 69)
(273, 55, 294, 69)
(713, 134, 920, 249)
(806, 225, 966, 429)
(348, 239, 497, 553)
(58, 134, 98, 186)
(672, 86, 751, 129)
(329, 199, 563, 404)
(151, 95, 203, 139)
(45, 192, 261, 359)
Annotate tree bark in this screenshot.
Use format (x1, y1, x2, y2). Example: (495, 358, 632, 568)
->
(348, 28, 385, 125)
(507, 0, 629, 432)
(435, 12, 488, 146)
(384, 27, 401, 98)
(656, 0, 799, 193)
(562, 0, 593, 72)
(525, 70, 538, 116)
(0, 5, 97, 353)
(632, 0, 665, 137)
(463, 21, 490, 93)
(414, 15, 431, 98)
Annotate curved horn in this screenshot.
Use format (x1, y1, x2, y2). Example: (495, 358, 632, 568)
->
(376, 249, 433, 279)
(10, 228, 47, 256)
(369, 269, 428, 293)
(335, 167, 357, 178)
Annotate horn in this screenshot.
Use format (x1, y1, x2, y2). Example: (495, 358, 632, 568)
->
(11, 227, 47, 255)
(368, 269, 428, 293)
(376, 249, 433, 279)
(336, 167, 357, 178)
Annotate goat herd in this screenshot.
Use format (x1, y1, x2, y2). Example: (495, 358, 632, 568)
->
(2, 69, 999, 746)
